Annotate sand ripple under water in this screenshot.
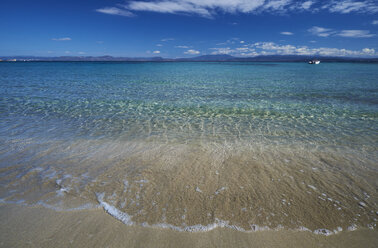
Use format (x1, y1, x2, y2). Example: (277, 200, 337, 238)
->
(0, 138, 377, 235)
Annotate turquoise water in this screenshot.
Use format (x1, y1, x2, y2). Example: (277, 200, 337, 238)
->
(1, 62, 377, 146)
(0, 62, 377, 233)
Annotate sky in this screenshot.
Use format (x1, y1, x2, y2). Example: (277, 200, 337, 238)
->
(1, 0, 378, 58)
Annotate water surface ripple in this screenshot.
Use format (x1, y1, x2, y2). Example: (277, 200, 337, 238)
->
(0, 62, 377, 234)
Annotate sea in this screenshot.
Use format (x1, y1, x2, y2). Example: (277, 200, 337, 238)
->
(0, 61, 377, 235)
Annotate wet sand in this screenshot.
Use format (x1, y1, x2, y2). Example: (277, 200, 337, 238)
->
(1, 140, 377, 235)
(0, 204, 377, 248)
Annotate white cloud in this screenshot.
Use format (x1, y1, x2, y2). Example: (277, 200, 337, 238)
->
(152, 50, 161, 54)
(262, 0, 292, 12)
(211, 46, 258, 56)
(175, 45, 190, 48)
(301, 1, 314, 10)
(308, 26, 335, 37)
(323, 0, 378, 14)
(216, 38, 242, 46)
(372, 20, 378, 25)
(288, 0, 316, 11)
(52, 37, 71, 41)
(64, 51, 71, 54)
(240, 40, 245, 43)
(78, 52, 86, 55)
(96, 0, 378, 18)
(184, 49, 200, 54)
(210, 47, 234, 55)
(156, 44, 163, 47)
(312, 47, 376, 56)
(116, 0, 315, 18)
(211, 41, 377, 57)
(96, 7, 134, 17)
(336, 30, 375, 38)
(254, 42, 298, 54)
(98, 0, 378, 18)
(127, 0, 212, 17)
(161, 38, 175, 42)
(308, 26, 375, 38)
(362, 48, 375, 54)
(280, 31, 293, 35)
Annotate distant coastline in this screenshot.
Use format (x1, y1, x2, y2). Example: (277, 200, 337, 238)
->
(1, 54, 378, 63)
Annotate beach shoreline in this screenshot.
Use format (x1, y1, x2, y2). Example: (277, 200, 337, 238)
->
(1, 62, 377, 247)
(1, 203, 377, 248)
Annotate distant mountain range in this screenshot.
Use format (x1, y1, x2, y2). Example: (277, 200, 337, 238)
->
(1, 54, 378, 62)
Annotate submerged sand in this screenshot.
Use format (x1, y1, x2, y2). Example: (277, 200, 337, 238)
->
(0, 204, 377, 248)
(1, 140, 377, 234)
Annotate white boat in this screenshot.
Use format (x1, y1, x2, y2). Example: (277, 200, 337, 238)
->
(308, 60, 320, 64)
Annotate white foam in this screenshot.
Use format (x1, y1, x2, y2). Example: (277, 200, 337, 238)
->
(31, 167, 43, 172)
(318, 196, 326, 201)
(275, 225, 284, 230)
(367, 223, 375, 230)
(307, 185, 317, 190)
(95, 192, 362, 235)
(136, 179, 148, 184)
(348, 224, 357, 231)
(215, 187, 227, 195)
(56, 187, 70, 197)
(120, 199, 127, 208)
(96, 192, 270, 233)
(250, 224, 269, 232)
(123, 179, 129, 193)
(298, 226, 311, 232)
(363, 192, 370, 199)
(97, 193, 134, 225)
(313, 229, 333, 236)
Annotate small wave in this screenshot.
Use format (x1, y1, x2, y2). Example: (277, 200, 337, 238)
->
(95, 193, 361, 235)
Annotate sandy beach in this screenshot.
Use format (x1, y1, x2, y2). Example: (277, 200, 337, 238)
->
(1, 204, 377, 248)
(1, 62, 377, 247)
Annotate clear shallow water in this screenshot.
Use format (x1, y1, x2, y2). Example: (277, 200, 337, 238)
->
(0, 62, 377, 234)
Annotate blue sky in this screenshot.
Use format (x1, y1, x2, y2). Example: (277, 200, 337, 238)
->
(1, 0, 378, 57)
